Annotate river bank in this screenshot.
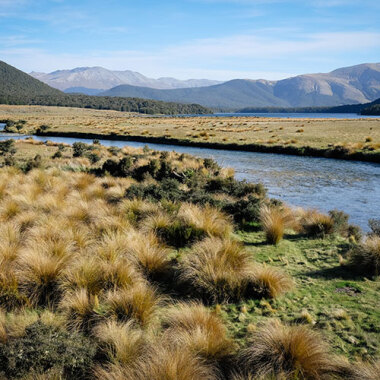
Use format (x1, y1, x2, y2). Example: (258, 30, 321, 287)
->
(1, 105, 379, 164)
(36, 129, 380, 163)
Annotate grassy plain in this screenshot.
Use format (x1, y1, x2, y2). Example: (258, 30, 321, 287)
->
(0, 137, 378, 379)
(1, 105, 380, 161)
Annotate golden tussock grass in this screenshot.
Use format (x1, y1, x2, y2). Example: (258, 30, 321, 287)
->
(298, 209, 334, 237)
(60, 288, 101, 332)
(260, 205, 297, 245)
(180, 237, 255, 301)
(94, 320, 147, 365)
(177, 203, 233, 239)
(162, 301, 235, 360)
(126, 230, 171, 276)
(16, 249, 69, 306)
(105, 282, 163, 328)
(346, 360, 380, 380)
(240, 320, 346, 380)
(250, 265, 293, 299)
(348, 235, 380, 276)
(95, 344, 220, 380)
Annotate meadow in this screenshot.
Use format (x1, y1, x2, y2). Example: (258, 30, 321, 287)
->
(0, 136, 378, 379)
(1, 105, 380, 162)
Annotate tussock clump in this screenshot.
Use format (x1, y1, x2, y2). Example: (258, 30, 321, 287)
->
(105, 283, 162, 328)
(240, 320, 343, 380)
(348, 235, 380, 276)
(120, 199, 161, 224)
(16, 249, 68, 306)
(60, 255, 106, 294)
(126, 230, 172, 277)
(260, 205, 296, 245)
(250, 265, 293, 299)
(60, 288, 101, 332)
(143, 204, 232, 248)
(101, 257, 142, 290)
(94, 320, 147, 365)
(95, 344, 220, 380)
(162, 302, 234, 360)
(180, 237, 254, 301)
(299, 210, 334, 237)
(346, 360, 380, 380)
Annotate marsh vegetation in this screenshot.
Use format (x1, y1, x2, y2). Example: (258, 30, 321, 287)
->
(0, 137, 378, 379)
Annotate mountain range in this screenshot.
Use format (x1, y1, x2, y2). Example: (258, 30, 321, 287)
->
(0, 61, 211, 115)
(99, 63, 380, 109)
(30, 67, 221, 93)
(31, 63, 380, 109)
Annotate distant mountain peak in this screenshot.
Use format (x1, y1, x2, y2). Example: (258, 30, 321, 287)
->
(30, 67, 223, 92)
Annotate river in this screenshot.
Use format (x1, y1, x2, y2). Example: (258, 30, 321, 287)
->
(0, 123, 379, 230)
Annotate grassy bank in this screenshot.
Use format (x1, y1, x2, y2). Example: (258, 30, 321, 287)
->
(1, 105, 380, 163)
(0, 137, 378, 379)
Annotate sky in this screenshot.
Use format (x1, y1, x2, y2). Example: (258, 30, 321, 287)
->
(0, 0, 379, 80)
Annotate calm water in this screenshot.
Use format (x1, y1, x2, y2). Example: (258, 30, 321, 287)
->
(184, 113, 379, 119)
(0, 123, 379, 230)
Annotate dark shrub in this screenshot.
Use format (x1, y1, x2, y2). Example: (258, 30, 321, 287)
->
(155, 220, 206, 248)
(107, 146, 120, 156)
(0, 139, 16, 155)
(222, 196, 261, 225)
(157, 159, 173, 180)
(87, 152, 100, 164)
(102, 159, 119, 176)
(328, 209, 362, 241)
(52, 149, 62, 159)
(23, 154, 43, 172)
(369, 219, 380, 237)
(203, 158, 220, 171)
(0, 321, 96, 379)
(124, 184, 146, 199)
(118, 156, 132, 176)
(73, 142, 89, 157)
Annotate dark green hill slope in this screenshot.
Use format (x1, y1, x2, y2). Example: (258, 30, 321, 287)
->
(0, 60, 62, 97)
(0, 61, 211, 114)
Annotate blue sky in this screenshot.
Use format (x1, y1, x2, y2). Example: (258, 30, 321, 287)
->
(0, 0, 379, 80)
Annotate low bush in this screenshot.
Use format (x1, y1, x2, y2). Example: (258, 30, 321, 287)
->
(368, 219, 380, 237)
(0, 321, 96, 379)
(348, 236, 380, 276)
(299, 210, 334, 238)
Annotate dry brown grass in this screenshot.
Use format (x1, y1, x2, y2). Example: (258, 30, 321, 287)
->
(105, 283, 163, 328)
(348, 235, 380, 276)
(240, 320, 345, 380)
(177, 203, 233, 239)
(60, 288, 100, 331)
(2, 105, 379, 153)
(94, 320, 147, 365)
(260, 205, 296, 245)
(126, 230, 172, 276)
(180, 237, 255, 301)
(95, 343, 220, 380)
(162, 302, 235, 359)
(298, 209, 334, 237)
(250, 265, 293, 299)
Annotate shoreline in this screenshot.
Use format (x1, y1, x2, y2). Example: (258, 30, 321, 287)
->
(35, 130, 380, 163)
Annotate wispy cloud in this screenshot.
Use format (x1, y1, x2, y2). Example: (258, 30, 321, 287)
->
(2, 30, 379, 80)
